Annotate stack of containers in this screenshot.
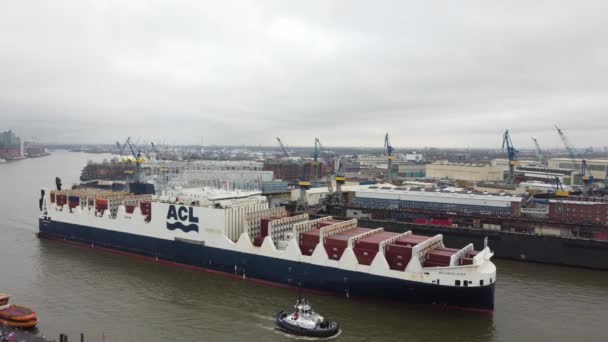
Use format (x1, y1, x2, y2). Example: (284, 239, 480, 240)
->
(299, 229, 321, 255)
(354, 231, 400, 265)
(424, 247, 458, 267)
(253, 216, 282, 246)
(68, 195, 80, 210)
(323, 227, 372, 260)
(385, 234, 430, 271)
(140, 201, 152, 221)
(460, 250, 479, 265)
(56, 194, 67, 207)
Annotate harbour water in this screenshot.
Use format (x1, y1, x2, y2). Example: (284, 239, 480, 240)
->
(1, 151, 607, 341)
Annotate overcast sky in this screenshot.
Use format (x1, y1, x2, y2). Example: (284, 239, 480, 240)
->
(1, 1, 607, 148)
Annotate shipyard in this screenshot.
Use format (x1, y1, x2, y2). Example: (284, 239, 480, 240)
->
(3, 1, 608, 341)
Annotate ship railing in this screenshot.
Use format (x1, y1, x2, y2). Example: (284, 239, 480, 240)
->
(245, 207, 287, 241)
(320, 219, 358, 244)
(269, 214, 309, 247)
(293, 217, 333, 243)
(378, 231, 412, 254)
(412, 234, 444, 265)
(449, 243, 474, 267)
(347, 228, 384, 249)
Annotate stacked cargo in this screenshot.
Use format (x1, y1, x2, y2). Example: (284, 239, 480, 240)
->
(385, 244, 413, 271)
(140, 202, 151, 221)
(424, 247, 458, 267)
(50, 189, 113, 213)
(299, 229, 321, 255)
(94, 192, 133, 217)
(122, 195, 153, 221)
(460, 250, 479, 265)
(323, 228, 372, 260)
(385, 234, 430, 271)
(353, 231, 400, 265)
(298, 219, 346, 255)
(253, 216, 282, 246)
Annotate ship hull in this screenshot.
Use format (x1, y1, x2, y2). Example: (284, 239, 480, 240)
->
(38, 218, 495, 312)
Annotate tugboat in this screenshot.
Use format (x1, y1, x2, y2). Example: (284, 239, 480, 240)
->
(276, 298, 339, 338)
(0, 294, 38, 329)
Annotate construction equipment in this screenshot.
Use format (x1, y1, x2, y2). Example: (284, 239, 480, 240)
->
(116, 137, 147, 183)
(295, 159, 311, 213)
(314, 138, 322, 162)
(502, 130, 519, 185)
(555, 125, 593, 194)
(334, 162, 346, 206)
(384, 132, 395, 182)
(554, 177, 569, 197)
(276, 137, 289, 158)
(532, 137, 548, 167)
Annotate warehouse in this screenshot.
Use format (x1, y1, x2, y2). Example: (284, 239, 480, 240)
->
(354, 187, 522, 216)
(426, 161, 504, 182)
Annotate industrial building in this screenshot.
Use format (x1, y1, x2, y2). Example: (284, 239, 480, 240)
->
(426, 161, 504, 182)
(548, 200, 607, 225)
(548, 158, 608, 184)
(397, 163, 426, 178)
(263, 159, 328, 183)
(353, 186, 523, 216)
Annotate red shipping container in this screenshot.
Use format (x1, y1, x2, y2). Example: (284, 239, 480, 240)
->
(253, 235, 265, 247)
(385, 244, 413, 271)
(56, 194, 67, 206)
(299, 242, 318, 256)
(430, 219, 453, 227)
(95, 199, 108, 212)
(353, 247, 377, 265)
(395, 234, 429, 247)
(318, 220, 342, 228)
(260, 218, 271, 237)
(68, 196, 79, 209)
(460, 257, 474, 265)
(355, 231, 399, 250)
(140, 202, 151, 214)
(466, 251, 479, 258)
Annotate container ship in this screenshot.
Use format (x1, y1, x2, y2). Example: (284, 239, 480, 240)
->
(37, 186, 496, 312)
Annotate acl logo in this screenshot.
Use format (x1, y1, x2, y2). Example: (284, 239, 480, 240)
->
(166, 205, 199, 233)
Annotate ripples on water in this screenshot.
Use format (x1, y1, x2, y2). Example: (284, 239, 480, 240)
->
(1, 151, 607, 341)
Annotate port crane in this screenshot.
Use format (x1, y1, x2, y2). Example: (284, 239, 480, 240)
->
(532, 137, 548, 168)
(502, 130, 519, 185)
(116, 137, 146, 183)
(295, 157, 311, 213)
(555, 125, 594, 194)
(532, 137, 569, 197)
(276, 137, 290, 158)
(384, 132, 395, 182)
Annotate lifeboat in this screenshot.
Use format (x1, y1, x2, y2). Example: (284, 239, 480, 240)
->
(0, 294, 38, 328)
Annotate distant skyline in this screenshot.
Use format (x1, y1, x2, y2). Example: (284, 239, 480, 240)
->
(2, 1, 608, 148)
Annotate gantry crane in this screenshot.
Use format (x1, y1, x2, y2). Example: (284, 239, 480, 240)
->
(555, 125, 594, 194)
(502, 130, 519, 185)
(384, 132, 395, 182)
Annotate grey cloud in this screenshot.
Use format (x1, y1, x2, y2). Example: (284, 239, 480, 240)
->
(1, 0, 607, 148)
